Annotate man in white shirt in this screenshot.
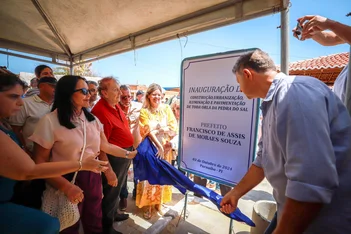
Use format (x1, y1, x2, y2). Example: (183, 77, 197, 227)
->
(118, 85, 142, 205)
(87, 80, 99, 111)
(25, 65, 54, 97)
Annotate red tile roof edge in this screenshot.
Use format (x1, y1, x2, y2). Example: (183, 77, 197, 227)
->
(277, 52, 349, 71)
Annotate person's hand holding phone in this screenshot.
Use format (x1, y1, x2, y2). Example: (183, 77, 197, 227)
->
(293, 15, 331, 41)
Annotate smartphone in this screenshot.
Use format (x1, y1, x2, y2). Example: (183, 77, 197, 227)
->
(295, 22, 303, 40)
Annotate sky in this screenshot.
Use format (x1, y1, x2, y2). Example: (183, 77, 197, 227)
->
(1, 0, 350, 87)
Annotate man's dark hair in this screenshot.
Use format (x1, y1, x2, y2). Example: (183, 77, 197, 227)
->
(34, 65, 52, 77)
(120, 85, 130, 91)
(52, 75, 95, 129)
(0, 73, 25, 92)
(87, 80, 98, 86)
(232, 49, 276, 74)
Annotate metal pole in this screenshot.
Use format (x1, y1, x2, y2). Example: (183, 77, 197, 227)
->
(183, 172, 189, 221)
(176, 171, 189, 227)
(280, 6, 289, 75)
(69, 60, 74, 75)
(229, 219, 233, 234)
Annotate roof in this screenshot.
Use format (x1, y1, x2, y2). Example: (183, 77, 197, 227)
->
(0, 0, 288, 66)
(163, 87, 179, 91)
(289, 52, 349, 71)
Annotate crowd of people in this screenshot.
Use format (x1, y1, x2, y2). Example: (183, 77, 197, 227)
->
(0, 64, 184, 233)
(0, 14, 350, 234)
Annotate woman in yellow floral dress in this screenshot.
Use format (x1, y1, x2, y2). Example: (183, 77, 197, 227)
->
(136, 83, 178, 219)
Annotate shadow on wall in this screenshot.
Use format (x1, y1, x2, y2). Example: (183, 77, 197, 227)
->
(241, 190, 275, 203)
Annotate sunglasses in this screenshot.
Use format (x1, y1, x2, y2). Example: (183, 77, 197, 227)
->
(74, 88, 90, 95)
(121, 95, 132, 100)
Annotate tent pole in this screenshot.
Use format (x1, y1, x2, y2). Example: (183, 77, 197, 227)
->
(69, 60, 73, 75)
(280, 6, 289, 75)
(183, 172, 189, 221)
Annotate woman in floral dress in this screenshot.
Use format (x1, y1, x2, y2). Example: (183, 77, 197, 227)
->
(136, 83, 178, 219)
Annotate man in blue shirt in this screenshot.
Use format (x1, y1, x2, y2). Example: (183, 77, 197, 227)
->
(220, 49, 351, 234)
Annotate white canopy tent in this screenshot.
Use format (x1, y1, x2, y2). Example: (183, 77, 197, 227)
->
(1, 0, 289, 71)
(1, 1, 291, 232)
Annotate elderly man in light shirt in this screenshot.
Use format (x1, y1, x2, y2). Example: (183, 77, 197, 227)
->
(87, 80, 99, 110)
(118, 84, 142, 203)
(220, 49, 351, 234)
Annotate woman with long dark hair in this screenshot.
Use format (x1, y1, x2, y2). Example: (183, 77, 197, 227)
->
(30, 75, 137, 234)
(0, 73, 108, 234)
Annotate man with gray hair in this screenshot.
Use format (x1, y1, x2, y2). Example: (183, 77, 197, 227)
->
(118, 84, 142, 205)
(220, 49, 351, 234)
(87, 80, 98, 110)
(92, 77, 134, 234)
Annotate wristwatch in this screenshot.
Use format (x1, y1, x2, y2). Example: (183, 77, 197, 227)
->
(125, 150, 131, 158)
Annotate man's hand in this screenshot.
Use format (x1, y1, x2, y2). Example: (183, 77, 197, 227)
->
(104, 169, 118, 187)
(128, 150, 138, 159)
(297, 15, 331, 40)
(220, 191, 239, 214)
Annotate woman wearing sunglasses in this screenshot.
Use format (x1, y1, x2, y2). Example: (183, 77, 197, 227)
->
(0, 74, 108, 234)
(30, 75, 138, 234)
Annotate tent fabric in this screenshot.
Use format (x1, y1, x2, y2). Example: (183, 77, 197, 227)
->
(134, 137, 255, 227)
(0, 0, 288, 65)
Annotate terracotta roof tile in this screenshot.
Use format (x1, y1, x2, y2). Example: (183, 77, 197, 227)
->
(288, 52, 349, 71)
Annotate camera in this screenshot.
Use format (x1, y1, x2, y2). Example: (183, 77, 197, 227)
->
(295, 22, 303, 40)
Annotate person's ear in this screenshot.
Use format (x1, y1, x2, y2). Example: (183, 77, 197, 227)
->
(101, 89, 108, 98)
(242, 68, 253, 81)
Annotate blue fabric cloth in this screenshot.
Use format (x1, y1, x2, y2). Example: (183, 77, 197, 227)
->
(0, 126, 60, 234)
(254, 73, 351, 234)
(134, 137, 255, 227)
